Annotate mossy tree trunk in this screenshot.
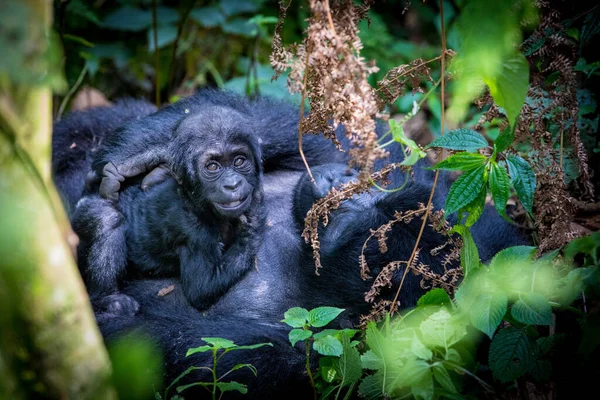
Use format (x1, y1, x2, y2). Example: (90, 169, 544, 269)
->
(0, 0, 116, 398)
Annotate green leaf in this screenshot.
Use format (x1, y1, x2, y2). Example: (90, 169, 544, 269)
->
(511, 293, 553, 325)
(214, 381, 248, 394)
(319, 357, 337, 382)
(470, 292, 508, 338)
(426, 129, 489, 152)
(489, 163, 512, 218)
(506, 156, 536, 214)
(360, 350, 382, 370)
(147, 25, 178, 52)
(222, 18, 258, 37)
(489, 246, 536, 269)
(201, 337, 235, 349)
(185, 346, 211, 357)
(489, 327, 536, 382)
(230, 363, 258, 376)
(433, 364, 458, 394)
(281, 307, 309, 328)
(410, 334, 433, 361)
(307, 307, 345, 328)
(445, 165, 487, 215)
(176, 382, 211, 394)
(417, 288, 452, 307)
(452, 224, 481, 277)
(226, 342, 273, 352)
(289, 329, 312, 347)
(334, 336, 362, 388)
(220, 0, 263, 16)
(420, 309, 468, 348)
(462, 184, 487, 227)
(429, 152, 487, 171)
(410, 366, 434, 400)
(103, 6, 152, 31)
(189, 6, 225, 28)
(485, 53, 529, 133)
(313, 335, 343, 357)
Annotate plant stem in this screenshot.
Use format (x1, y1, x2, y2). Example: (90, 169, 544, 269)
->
(212, 350, 218, 400)
(305, 340, 317, 400)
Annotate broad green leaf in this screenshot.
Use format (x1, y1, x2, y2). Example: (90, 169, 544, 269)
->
(445, 165, 487, 215)
(452, 224, 481, 277)
(506, 156, 536, 214)
(189, 6, 225, 28)
(416, 288, 452, 308)
(176, 382, 211, 394)
(470, 292, 508, 338)
(185, 346, 211, 356)
(489, 245, 536, 270)
(489, 327, 536, 382)
(307, 307, 345, 328)
(289, 329, 312, 347)
(420, 309, 468, 348)
(410, 334, 433, 361)
(529, 359, 552, 382)
(511, 293, 553, 325)
(358, 370, 399, 400)
(313, 335, 343, 357)
(201, 337, 236, 349)
(486, 53, 529, 141)
(103, 6, 152, 31)
(147, 25, 178, 52)
(433, 365, 458, 394)
(281, 307, 309, 328)
(334, 336, 362, 388)
(429, 152, 487, 171)
(360, 350, 382, 370)
(444, 348, 462, 364)
(214, 381, 248, 394)
(426, 129, 488, 152)
(220, 0, 263, 16)
(462, 184, 487, 227)
(489, 163, 512, 218)
(410, 364, 433, 400)
(222, 18, 258, 37)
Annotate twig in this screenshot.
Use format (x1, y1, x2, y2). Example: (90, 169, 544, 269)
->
(298, 44, 315, 185)
(57, 64, 88, 120)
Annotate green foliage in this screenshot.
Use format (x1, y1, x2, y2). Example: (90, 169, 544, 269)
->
(506, 155, 536, 214)
(488, 327, 536, 382)
(160, 337, 271, 400)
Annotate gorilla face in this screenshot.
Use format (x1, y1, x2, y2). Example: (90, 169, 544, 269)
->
(169, 107, 262, 219)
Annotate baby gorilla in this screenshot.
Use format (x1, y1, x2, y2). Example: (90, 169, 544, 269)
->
(72, 106, 265, 315)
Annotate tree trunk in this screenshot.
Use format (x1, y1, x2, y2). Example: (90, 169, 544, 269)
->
(0, 0, 116, 398)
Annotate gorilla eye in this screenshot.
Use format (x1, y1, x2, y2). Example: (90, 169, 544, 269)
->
(233, 156, 247, 167)
(206, 161, 220, 171)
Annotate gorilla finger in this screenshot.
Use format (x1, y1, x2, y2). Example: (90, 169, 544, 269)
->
(96, 294, 140, 316)
(141, 165, 171, 191)
(99, 177, 121, 201)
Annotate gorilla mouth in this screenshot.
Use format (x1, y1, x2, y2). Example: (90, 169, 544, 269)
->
(216, 196, 250, 211)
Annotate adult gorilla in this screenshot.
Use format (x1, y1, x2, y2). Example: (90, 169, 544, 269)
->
(52, 90, 527, 398)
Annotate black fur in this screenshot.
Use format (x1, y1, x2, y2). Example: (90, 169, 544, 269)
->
(51, 99, 157, 214)
(52, 90, 529, 398)
(72, 106, 265, 315)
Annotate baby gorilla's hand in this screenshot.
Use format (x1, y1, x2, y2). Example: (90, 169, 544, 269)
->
(94, 293, 140, 316)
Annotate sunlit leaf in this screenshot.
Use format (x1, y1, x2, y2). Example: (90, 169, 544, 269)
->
(289, 329, 312, 347)
(417, 288, 452, 308)
(430, 152, 487, 171)
(313, 335, 343, 357)
(470, 292, 508, 338)
(281, 307, 309, 328)
(201, 337, 235, 349)
(511, 292, 553, 325)
(307, 307, 345, 328)
(426, 129, 488, 152)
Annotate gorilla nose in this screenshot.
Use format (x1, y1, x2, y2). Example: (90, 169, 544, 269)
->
(223, 177, 242, 191)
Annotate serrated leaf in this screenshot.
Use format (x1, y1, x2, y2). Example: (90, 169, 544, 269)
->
(445, 165, 487, 215)
(489, 245, 536, 269)
(462, 184, 487, 227)
(360, 350, 382, 370)
(470, 292, 508, 338)
(411, 334, 433, 361)
(529, 359, 552, 382)
(289, 329, 312, 347)
(452, 224, 481, 277)
(490, 163, 511, 218)
(426, 129, 489, 152)
(486, 52, 530, 138)
(430, 152, 487, 171)
(511, 293, 553, 325)
(433, 364, 458, 393)
(334, 336, 362, 388)
(489, 327, 536, 382)
(201, 337, 236, 349)
(313, 335, 343, 357)
(420, 309, 467, 348)
(307, 307, 345, 328)
(281, 307, 309, 328)
(417, 288, 452, 307)
(507, 156, 536, 214)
